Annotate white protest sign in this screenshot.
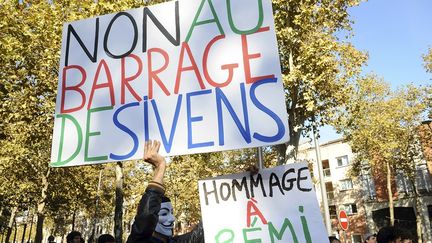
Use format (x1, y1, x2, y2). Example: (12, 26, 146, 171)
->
(198, 163, 328, 242)
(51, 0, 289, 167)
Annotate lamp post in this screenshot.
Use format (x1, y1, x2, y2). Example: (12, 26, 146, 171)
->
(312, 125, 332, 235)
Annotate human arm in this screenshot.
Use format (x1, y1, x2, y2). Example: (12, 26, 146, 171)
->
(126, 140, 167, 243)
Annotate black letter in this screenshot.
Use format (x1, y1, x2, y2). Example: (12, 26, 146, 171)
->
(203, 180, 219, 205)
(65, 18, 99, 66)
(104, 12, 138, 59)
(269, 172, 284, 197)
(219, 182, 232, 201)
(250, 174, 267, 198)
(297, 167, 312, 192)
(143, 1, 180, 52)
(232, 176, 250, 200)
(282, 168, 296, 191)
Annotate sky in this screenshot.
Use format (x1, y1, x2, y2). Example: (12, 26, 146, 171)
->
(316, 0, 432, 143)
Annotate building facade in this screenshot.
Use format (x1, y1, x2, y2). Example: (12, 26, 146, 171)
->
(298, 138, 432, 242)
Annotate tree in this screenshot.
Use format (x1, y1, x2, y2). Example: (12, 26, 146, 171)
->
(334, 75, 428, 240)
(424, 48, 432, 73)
(273, 0, 367, 164)
(0, 1, 146, 242)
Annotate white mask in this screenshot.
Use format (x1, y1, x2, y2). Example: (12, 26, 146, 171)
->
(155, 202, 175, 236)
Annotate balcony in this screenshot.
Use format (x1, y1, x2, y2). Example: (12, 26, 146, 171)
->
(324, 168, 331, 177)
(327, 191, 335, 202)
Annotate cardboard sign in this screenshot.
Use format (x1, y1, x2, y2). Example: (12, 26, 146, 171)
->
(51, 0, 289, 167)
(198, 163, 328, 242)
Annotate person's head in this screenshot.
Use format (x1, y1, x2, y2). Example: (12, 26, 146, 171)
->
(155, 196, 176, 237)
(329, 236, 341, 243)
(48, 235, 55, 243)
(97, 234, 115, 243)
(66, 231, 81, 243)
(377, 226, 402, 243)
(365, 233, 377, 243)
(400, 229, 413, 243)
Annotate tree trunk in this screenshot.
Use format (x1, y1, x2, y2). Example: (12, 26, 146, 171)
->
(13, 220, 18, 243)
(28, 211, 35, 243)
(89, 170, 103, 243)
(21, 223, 27, 243)
(72, 209, 77, 231)
(35, 168, 50, 243)
(412, 182, 423, 243)
(386, 161, 394, 226)
(114, 162, 124, 243)
(5, 206, 17, 243)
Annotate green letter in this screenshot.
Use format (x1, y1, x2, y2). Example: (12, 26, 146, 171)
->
(243, 227, 262, 243)
(299, 206, 312, 243)
(268, 219, 298, 243)
(186, 0, 224, 42)
(85, 106, 113, 162)
(226, 0, 263, 35)
(51, 114, 83, 167)
(215, 228, 234, 243)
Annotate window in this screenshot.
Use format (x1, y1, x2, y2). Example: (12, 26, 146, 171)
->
(340, 204, 357, 215)
(340, 179, 353, 191)
(329, 205, 337, 219)
(361, 173, 376, 200)
(336, 155, 349, 167)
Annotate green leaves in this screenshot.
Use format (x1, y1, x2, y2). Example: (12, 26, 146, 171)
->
(272, 0, 367, 163)
(424, 48, 432, 73)
(334, 75, 429, 176)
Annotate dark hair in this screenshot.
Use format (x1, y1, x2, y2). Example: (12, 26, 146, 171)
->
(161, 196, 171, 203)
(400, 228, 413, 240)
(377, 226, 403, 243)
(48, 235, 55, 242)
(66, 231, 81, 243)
(329, 236, 341, 243)
(97, 234, 115, 243)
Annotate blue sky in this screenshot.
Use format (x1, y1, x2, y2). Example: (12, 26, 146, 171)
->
(316, 0, 432, 143)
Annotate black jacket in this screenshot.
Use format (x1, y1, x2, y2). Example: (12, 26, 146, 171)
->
(126, 187, 204, 243)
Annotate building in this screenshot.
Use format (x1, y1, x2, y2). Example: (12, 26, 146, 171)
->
(298, 138, 432, 242)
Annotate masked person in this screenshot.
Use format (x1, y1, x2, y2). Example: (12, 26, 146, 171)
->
(126, 140, 204, 243)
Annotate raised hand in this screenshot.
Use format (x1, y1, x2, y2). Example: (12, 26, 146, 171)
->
(143, 140, 166, 168)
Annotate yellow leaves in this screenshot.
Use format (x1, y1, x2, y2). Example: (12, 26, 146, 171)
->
(423, 48, 432, 73)
(335, 75, 428, 177)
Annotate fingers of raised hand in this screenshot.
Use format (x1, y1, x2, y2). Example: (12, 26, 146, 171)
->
(143, 140, 162, 166)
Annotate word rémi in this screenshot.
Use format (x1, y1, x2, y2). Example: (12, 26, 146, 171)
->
(214, 199, 312, 243)
(51, 79, 285, 166)
(201, 166, 312, 206)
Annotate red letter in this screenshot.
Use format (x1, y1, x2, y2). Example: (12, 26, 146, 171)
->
(148, 48, 171, 99)
(174, 42, 206, 94)
(61, 65, 86, 113)
(87, 59, 115, 110)
(121, 54, 143, 104)
(203, 35, 239, 88)
(242, 27, 274, 84)
(246, 198, 267, 227)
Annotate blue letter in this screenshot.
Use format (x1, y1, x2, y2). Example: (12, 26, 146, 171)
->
(187, 90, 214, 148)
(110, 102, 139, 160)
(143, 96, 150, 141)
(250, 78, 285, 142)
(216, 83, 251, 145)
(151, 95, 182, 153)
